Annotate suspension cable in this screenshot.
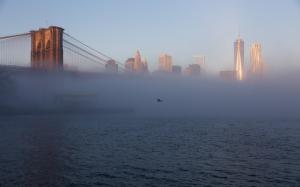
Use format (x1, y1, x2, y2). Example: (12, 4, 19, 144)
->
(63, 45, 105, 67)
(63, 39, 107, 63)
(63, 33, 125, 68)
(0, 33, 30, 40)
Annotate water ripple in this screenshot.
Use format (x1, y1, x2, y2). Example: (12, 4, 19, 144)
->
(0, 117, 300, 186)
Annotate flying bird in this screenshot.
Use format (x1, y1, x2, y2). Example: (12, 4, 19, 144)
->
(157, 98, 163, 103)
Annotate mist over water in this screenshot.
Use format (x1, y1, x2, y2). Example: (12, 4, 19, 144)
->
(1, 71, 299, 118)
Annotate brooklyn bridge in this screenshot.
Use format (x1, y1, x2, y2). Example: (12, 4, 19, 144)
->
(0, 26, 123, 74)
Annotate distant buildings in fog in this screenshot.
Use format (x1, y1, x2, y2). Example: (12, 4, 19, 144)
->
(105, 59, 118, 73)
(184, 64, 201, 76)
(123, 35, 264, 80)
(124, 51, 204, 77)
(125, 50, 148, 74)
(249, 43, 264, 77)
(234, 34, 245, 81)
(220, 33, 264, 81)
(156, 53, 203, 76)
(172, 65, 182, 75)
(125, 58, 135, 73)
(158, 53, 172, 72)
(193, 55, 206, 72)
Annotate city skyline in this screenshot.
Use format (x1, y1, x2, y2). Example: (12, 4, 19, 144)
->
(0, 23, 283, 80)
(0, 0, 300, 74)
(1, 2, 300, 187)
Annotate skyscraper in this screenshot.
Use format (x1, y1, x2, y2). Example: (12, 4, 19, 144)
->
(234, 34, 244, 80)
(142, 58, 149, 73)
(158, 53, 172, 72)
(172, 65, 182, 75)
(250, 43, 264, 76)
(134, 50, 143, 73)
(125, 58, 135, 73)
(193, 55, 206, 72)
(105, 59, 118, 73)
(184, 64, 201, 76)
(127, 51, 148, 74)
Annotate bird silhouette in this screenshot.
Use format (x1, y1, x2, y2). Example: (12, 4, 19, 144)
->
(157, 98, 163, 102)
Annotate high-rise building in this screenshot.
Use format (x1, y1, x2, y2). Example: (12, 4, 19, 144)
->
(125, 58, 134, 73)
(249, 43, 264, 76)
(126, 51, 148, 74)
(172, 65, 182, 75)
(193, 55, 206, 72)
(184, 64, 201, 76)
(142, 58, 149, 73)
(105, 59, 118, 73)
(158, 53, 172, 72)
(134, 50, 143, 73)
(234, 34, 244, 80)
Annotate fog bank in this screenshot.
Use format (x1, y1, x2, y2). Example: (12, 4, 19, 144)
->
(0, 72, 300, 118)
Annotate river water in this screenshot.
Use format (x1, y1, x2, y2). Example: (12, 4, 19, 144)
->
(0, 116, 300, 186)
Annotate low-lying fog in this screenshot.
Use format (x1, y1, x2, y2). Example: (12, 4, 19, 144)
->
(1, 71, 300, 118)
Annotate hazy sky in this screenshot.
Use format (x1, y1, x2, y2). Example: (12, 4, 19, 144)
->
(0, 0, 299, 73)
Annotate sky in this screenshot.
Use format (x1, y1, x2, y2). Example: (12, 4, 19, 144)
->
(0, 0, 299, 74)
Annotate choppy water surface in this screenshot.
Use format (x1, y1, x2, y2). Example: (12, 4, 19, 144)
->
(0, 116, 300, 186)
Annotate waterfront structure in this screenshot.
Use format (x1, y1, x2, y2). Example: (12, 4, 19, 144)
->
(249, 43, 264, 76)
(234, 34, 244, 80)
(105, 59, 118, 73)
(158, 53, 172, 72)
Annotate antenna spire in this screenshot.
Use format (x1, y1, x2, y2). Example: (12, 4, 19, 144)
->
(238, 25, 241, 39)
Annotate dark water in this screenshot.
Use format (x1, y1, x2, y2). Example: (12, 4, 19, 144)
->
(0, 116, 300, 187)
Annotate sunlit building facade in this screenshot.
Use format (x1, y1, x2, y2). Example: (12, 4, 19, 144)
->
(158, 53, 172, 72)
(126, 51, 148, 74)
(249, 43, 264, 76)
(234, 35, 244, 80)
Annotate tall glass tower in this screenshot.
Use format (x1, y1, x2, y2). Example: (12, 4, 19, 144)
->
(234, 34, 244, 80)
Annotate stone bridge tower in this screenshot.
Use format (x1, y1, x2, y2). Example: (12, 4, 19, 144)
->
(31, 26, 64, 70)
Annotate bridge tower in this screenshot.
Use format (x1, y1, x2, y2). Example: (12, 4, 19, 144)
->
(31, 26, 64, 70)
